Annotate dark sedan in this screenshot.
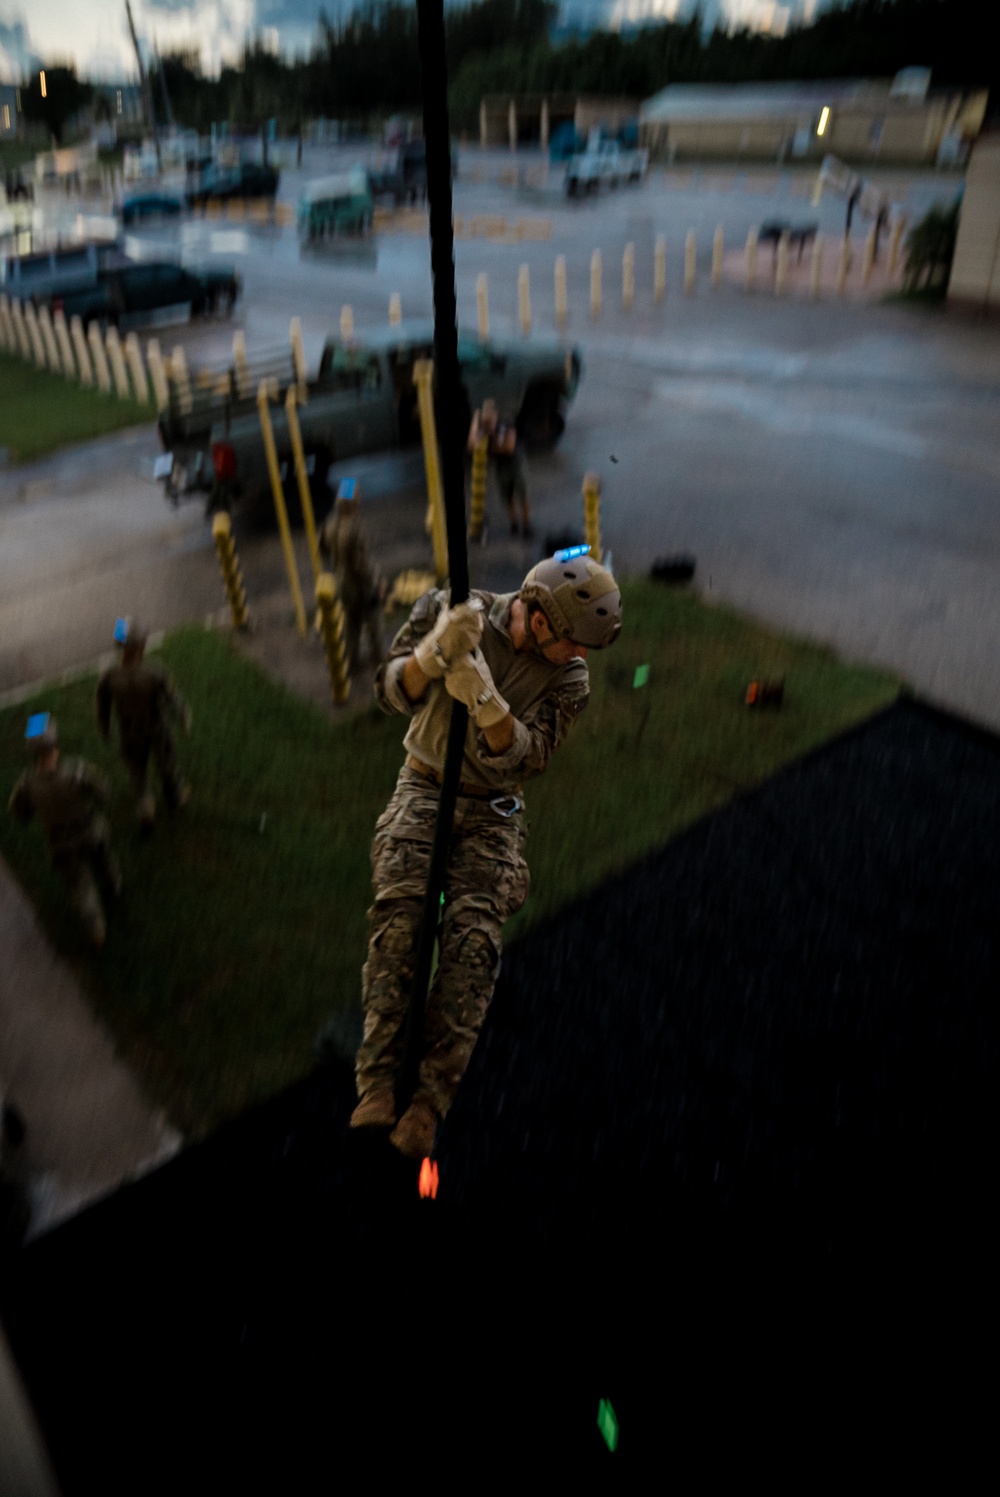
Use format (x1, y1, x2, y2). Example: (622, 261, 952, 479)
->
(57, 261, 241, 331)
(120, 193, 183, 226)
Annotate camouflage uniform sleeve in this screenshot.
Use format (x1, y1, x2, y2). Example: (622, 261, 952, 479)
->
(151, 661, 191, 730)
(8, 773, 33, 822)
(474, 664, 590, 783)
(373, 588, 449, 716)
(96, 671, 113, 739)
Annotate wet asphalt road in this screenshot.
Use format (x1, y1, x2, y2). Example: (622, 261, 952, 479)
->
(3, 147, 998, 729)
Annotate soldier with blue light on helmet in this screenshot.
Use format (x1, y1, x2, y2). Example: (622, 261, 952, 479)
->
(318, 478, 384, 672)
(347, 548, 622, 1160)
(8, 713, 122, 950)
(96, 618, 191, 833)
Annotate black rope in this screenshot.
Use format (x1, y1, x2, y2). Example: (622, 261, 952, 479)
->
(396, 0, 472, 1119)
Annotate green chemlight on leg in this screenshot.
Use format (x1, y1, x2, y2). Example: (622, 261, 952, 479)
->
(597, 1397, 619, 1452)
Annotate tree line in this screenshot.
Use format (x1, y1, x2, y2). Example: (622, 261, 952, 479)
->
(16, 0, 996, 146)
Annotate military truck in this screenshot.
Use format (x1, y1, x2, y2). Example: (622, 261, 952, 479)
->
(156, 320, 581, 523)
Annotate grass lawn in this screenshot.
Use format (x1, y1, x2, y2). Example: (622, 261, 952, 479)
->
(0, 351, 156, 464)
(0, 582, 900, 1138)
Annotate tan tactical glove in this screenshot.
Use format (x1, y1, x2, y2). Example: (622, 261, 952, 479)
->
(444, 649, 510, 729)
(413, 600, 484, 680)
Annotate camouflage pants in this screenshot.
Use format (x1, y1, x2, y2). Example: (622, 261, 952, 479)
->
(52, 818, 121, 945)
(356, 767, 530, 1119)
(123, 728, 186, 822)
(343, 595, 383, 673)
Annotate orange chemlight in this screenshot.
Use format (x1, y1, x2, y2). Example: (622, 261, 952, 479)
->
(418, 1157, 439, 1199)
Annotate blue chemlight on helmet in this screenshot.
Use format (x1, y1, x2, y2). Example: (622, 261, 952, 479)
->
(26, 712, 50, 740)
(338, 477, 357, 501)
(553, 544, 591, 563)
(113, 617, 130, 645)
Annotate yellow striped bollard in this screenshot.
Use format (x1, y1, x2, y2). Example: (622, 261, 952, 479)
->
(469, 434, 489, 542)
(654, 235, 666, 303)
(622, 242, 634, 311)
(712, 225, 724, 288)
(582, 471, 602, 561)
(590, 249, 602, 319)
(315, 573, 351, 705)
(554, 255, 568, 329)
(211, 511, 249, 629)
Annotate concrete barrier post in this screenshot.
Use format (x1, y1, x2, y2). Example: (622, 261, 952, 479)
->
(170, 344, 192, 413)
(469, 434, 489, 542)
(289, 318, 308, 401)
(124, 332, 149, 403)
(339, 304, 354, 344)
(862, 225, 876, 286)
(775, 230, 790, 295)
(71, 317, 93, 385)
(590, 249, 602, 319)
(809, 234, 824, 298)
(88, 322, 112, 392)
(146, 338, 169, 409)
(836, 234, 850, 294)
(622, 242, 635, 311)
(53, 310, 76, 378)
(654, 235, 666, 303)
(11, 301, 31, 359)
(227, 330, 248, 400)
(285, 386, 322, 583)
(518, 263, 532, 336)
(712, 225, 724, 288)
(105, 327, 131, 399)
(554, 255, 568, 329)
(582, 471, 602, 561)
(316, 573, 351, 705)
(257, 381, 307, 638)
(389, 292, 402, 325)
(744, 227, 758, 291)
(413, 358, 449, 585)
(24, 305, 47, 366)
(476, 272, 490, 342)
(211, 511, 250, 629)
(684, 231, 696, 295)
(38, 306, 62, 371)
(887, 215, 906, 278)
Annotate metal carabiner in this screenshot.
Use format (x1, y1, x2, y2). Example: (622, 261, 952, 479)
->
(489, 793, 522, 819)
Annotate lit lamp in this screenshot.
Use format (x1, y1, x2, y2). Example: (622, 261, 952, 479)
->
(816, 106, 830, 137)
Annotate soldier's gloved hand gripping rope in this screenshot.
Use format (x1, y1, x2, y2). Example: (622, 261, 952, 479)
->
(444, 649, 510, 729)
(413, 599, 485, 679)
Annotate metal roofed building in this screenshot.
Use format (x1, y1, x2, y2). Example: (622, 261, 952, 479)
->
(948, 129, 1000, 313)
(639, 77, 988, 166)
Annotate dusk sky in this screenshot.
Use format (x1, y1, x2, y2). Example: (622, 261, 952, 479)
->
(0, 0, 822, 84)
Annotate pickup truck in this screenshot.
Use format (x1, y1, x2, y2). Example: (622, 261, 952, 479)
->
(157, 319, 581, 524)
(0, 241, 130, 308)
(565, 136, 648, 197)
(56, 260, 241, 332)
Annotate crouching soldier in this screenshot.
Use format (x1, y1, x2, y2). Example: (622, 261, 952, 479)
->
(350, 549, 622, 1159)
(8, 713, 121, 949)
(97, 618, 191, 832)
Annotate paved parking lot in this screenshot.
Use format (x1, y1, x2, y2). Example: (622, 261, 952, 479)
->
(5, 147, 999, 732)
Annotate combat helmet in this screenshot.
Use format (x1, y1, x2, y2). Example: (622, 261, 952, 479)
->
(520, 550, 622, 649)
(25, 712, 58, 753)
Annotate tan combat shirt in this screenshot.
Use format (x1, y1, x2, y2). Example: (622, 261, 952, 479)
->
(374, 588, 589, 792)
(8, 758, 110, 855)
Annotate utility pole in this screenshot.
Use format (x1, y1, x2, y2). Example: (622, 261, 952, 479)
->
(124, 0, 160, 170)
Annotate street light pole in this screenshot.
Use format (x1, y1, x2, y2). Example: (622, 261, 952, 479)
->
(395, 0, 472, 1117)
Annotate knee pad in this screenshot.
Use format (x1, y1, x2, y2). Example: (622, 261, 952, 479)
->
(456, 927, 498, 975)
(375, 905, 421, 958)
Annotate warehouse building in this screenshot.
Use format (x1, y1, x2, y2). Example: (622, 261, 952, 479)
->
(948, 130, 1000, 312)
(478, 93, 640, 149)
(639, 72, 988, 167)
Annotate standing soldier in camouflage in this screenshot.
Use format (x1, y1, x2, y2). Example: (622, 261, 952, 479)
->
(96, 618, 191, 833)
(8, 713, 122, 949)
(318, 478, 384, 673)
(468, 398, 534, 539)
(349, 550, 622, 1158)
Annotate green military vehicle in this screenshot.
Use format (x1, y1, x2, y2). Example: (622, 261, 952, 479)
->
(156, 320, 582, 523)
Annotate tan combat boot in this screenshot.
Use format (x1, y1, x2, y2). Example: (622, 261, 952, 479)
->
(389, 1098, 438, 1160)
(349, 1090, 397, 1129)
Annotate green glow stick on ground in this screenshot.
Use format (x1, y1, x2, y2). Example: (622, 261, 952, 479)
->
(597, 1398, 619, 1452)
(633, 664, 650, 689)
